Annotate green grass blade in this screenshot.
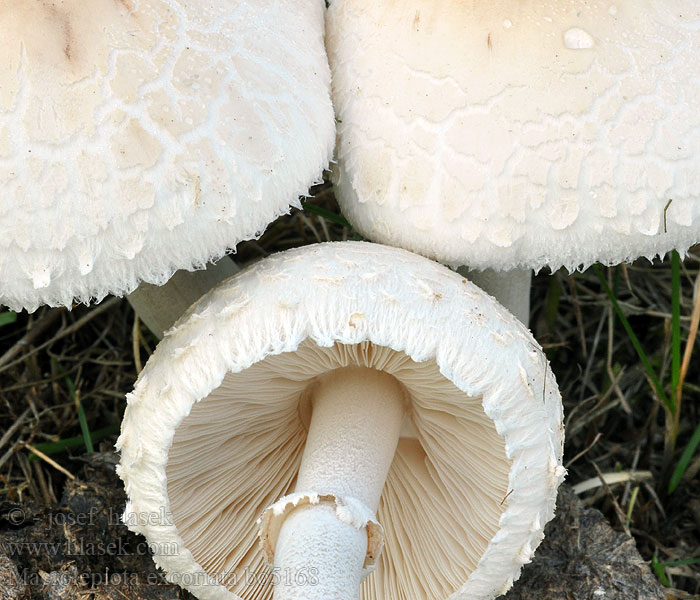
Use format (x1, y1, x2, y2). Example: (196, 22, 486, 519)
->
(668, 420, 700, 493)
(0, 311, 17, 327)
(300, 200, 352, 229)
(594, 265, 674, 413)
(671, 250, 681, 395)
(27, 424, 120, 460)
(651, 552, 671, 587)
(51, 358, 94, 453)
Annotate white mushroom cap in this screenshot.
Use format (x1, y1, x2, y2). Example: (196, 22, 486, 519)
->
(327, 0, 700, 271)
(0, 0, 334, 312)
(117, 241, 565, 600)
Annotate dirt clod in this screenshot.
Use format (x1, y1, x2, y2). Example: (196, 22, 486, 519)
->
(507, 486, 665, 600)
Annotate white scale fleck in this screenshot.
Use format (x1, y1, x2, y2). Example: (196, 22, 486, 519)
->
(564, 27, 595, 49)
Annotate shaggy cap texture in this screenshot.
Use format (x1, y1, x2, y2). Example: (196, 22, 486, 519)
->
(0, 0, 334, 312)
(117, 241, 565, 600)
(327, 0, 700, 271)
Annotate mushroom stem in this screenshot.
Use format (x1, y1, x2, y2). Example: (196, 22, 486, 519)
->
(272, 366, 405, 600)
(459, 267, 532, 326)
(126, 258, 239, 338)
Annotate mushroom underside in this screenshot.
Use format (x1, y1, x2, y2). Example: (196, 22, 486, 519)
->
(166, 340, 510, 600)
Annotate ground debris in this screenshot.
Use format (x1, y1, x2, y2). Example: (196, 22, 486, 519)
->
(39, 565, 82, 600)
(506, 485, 666, 600)
(0, 456, 191, 600)
(0, 550, 27, 600)
(2, 455, 667, 600)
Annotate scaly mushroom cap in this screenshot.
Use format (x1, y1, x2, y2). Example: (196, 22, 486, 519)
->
(0, 0, 334, 312)
(327, 0, 700, 271)
(117, 241, 565, 600)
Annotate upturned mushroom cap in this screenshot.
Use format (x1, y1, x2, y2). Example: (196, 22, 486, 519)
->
(117, 241, 565, 600)
(327, 0, 700, 271)
(0, 0, 334, 312)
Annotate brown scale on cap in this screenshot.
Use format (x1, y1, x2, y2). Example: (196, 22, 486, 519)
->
(1, 1, 138, 72)
(0, 1, 151, 142)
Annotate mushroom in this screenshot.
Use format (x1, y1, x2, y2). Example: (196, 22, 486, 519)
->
(0, 0, 334, 335)
(325, 0, 700, 324)
(117, 241, 565, 600)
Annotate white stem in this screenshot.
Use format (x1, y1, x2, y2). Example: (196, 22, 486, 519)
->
(458, 267, 532, 326)
(127, 258, 239, 338)
(272, 367, 405, 600)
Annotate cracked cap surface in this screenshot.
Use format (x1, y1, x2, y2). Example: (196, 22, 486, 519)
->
(0, 0, 334, 311)
(328, 0, 700, 271)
